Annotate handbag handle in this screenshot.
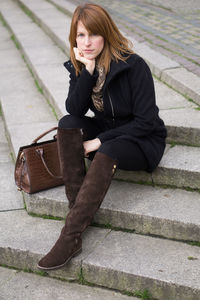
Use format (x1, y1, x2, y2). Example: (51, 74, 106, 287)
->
(32, 127, 58, 144)
(36, 148, 62, 179)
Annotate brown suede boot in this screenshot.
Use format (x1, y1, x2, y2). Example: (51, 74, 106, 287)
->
(57, 128, 86, 209)
(37, 152, 118, 270)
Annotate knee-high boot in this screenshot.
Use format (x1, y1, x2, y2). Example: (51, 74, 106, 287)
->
(37, 152, 118, 270)
(57, 127, 86, 209)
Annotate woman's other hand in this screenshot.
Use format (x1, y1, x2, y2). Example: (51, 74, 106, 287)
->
(73, 47, 95, 75)
(83, 138, 101, 157)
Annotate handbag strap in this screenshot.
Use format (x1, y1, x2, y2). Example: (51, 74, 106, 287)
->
(32, 127, 58, 144)
(36, 148, 62, 179)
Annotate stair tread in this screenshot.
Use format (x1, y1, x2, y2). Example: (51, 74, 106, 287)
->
(25, 179, 200, 241)
(0, 266, 136, 300)
(0, 210, 200, 300)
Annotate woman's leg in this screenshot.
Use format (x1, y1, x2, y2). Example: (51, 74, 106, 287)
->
(58, 115, 105, 140)
(57, 115, 103, 208)
(38, 151, 117, 270)
(98, 137, 148, 171)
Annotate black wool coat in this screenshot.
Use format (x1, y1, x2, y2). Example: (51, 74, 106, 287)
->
(64, 53, 167, 172)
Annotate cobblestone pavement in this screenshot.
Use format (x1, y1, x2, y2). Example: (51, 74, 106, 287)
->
(71, 0, 200, 76)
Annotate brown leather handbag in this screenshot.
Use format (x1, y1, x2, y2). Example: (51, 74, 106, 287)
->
(15, 127, 63, 193)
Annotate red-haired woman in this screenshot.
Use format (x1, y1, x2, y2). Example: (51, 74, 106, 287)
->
(38, 3, 167, 270)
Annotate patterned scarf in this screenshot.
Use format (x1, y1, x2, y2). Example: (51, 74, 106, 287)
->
(91, 65, 106, 112)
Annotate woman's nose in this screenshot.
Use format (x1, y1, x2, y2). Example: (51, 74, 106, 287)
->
(84, 36, 91, 46)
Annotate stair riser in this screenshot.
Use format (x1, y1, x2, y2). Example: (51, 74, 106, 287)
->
(24, 194, 200, 242)
(83, 263, 200, 300)
(0, 246, 199, 300)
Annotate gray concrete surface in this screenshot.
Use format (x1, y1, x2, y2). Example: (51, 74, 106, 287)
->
(0, 210, 200, 300)
(24, 180, 200, 241)
(144, 0, 200, 13)
(83, 230, 200, 300)
(0, 119, 24, 211)
(0, 267, 137, 300)
(153, 145, 200, 189)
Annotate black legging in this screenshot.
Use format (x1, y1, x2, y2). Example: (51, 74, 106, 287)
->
(59, 115, 148, 171)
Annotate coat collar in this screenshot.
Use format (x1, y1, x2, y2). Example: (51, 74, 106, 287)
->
(104, 58, 131, 90)
(64, 56, 131, 86)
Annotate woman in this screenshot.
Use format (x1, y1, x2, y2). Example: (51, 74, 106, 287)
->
(38, 3, 167, 270)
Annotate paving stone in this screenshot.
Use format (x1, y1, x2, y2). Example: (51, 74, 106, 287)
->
(83, 231, 200, 300)
(0, 267, 136, 300)
(161, 67, 200, 105)
(24, 180, 200, 241)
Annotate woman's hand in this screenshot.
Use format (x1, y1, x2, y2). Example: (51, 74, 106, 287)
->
(83, 138, 101, 157)
(73, 47, 95, 75)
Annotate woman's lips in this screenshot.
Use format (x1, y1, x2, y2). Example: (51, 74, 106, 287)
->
(83, 50, 94, 53)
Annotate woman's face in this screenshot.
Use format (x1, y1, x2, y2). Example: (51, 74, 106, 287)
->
(76, 21, 104, 60)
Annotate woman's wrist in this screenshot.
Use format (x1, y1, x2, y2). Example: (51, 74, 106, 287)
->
(86, 61, 95, 75)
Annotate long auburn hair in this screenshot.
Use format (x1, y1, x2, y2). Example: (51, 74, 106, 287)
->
(69, 3, 134, 75)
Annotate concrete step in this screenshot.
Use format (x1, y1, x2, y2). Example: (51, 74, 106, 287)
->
(0, 210, 200, 300)
(0, 266, 137, 300)
(1, 0, 200, 147)
(0, 9, 200, 193)
(0, 118, 24, 212)
(0, 17, 58, 158)
(24, 180, 200, 242)
(20, 0, 200, 107)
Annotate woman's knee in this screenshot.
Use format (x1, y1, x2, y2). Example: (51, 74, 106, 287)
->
(58, 115, 85, 129)
(98, 142, 117, 160)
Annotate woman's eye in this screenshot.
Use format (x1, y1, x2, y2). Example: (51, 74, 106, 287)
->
(77, 33, 84, 37)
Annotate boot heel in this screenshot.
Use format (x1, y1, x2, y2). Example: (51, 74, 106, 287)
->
(72, 247, 82, 257)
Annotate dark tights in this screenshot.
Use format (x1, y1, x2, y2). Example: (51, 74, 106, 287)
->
(59, 115, 148, 171)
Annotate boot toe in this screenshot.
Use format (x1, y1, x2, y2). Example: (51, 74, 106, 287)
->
(37, 251, 63, 270)
(37, 236, 82, 271)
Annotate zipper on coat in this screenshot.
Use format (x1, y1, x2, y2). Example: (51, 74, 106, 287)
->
(108, 90, 115, 127)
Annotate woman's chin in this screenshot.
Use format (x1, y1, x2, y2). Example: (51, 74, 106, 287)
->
(84, 54, 96, 60)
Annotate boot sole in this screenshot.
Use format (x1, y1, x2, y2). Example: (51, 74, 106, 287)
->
(37, 247, 82, 271)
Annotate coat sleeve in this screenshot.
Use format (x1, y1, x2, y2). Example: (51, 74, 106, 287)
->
(97, 57, 157, 143)
(65, 67, 98, 116)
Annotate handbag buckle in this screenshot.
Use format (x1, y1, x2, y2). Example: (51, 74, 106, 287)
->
(19, 151, 25, 161)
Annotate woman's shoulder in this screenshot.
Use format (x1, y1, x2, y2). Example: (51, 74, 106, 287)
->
(64, 60, 74, 72)
(126, 53, 148, 68)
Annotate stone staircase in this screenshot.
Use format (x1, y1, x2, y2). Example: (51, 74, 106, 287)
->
(0, 0, 200, 299)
